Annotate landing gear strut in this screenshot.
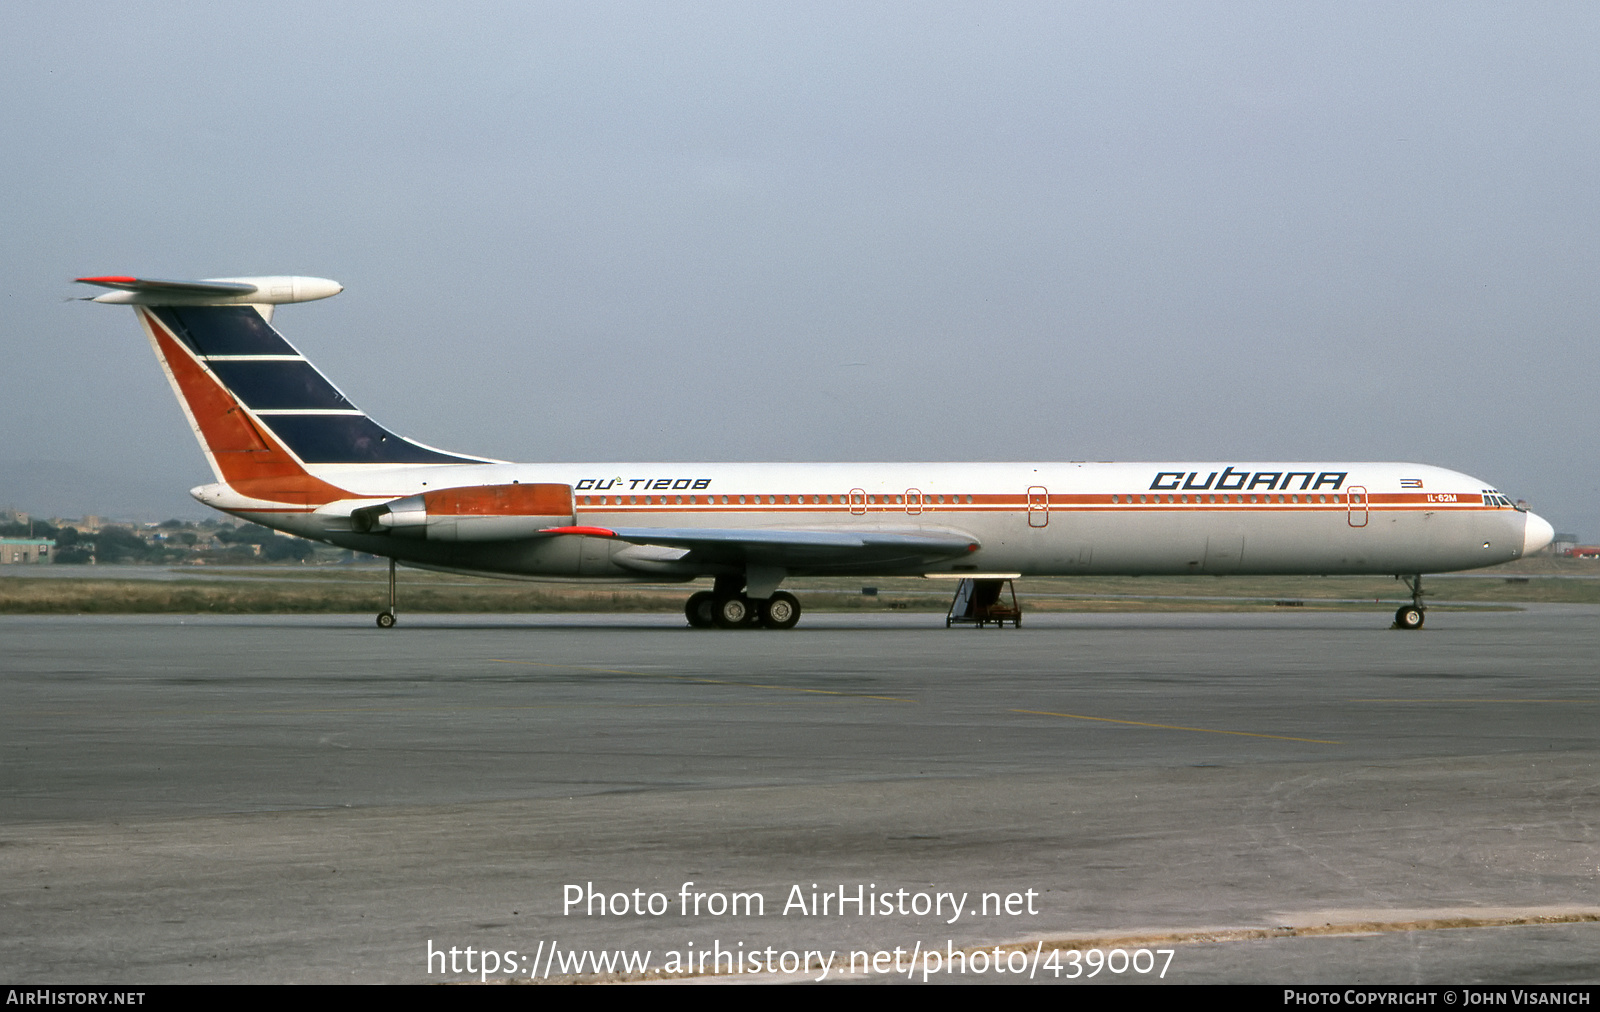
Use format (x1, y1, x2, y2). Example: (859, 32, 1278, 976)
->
(376, 558, 397, 629)
(1394, 574, 1425, 630)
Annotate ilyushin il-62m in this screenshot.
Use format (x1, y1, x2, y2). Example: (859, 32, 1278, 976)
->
(77, 274, 1554, 631)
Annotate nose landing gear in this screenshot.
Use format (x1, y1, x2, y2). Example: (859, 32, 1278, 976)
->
(1394, 574, 1426, 630)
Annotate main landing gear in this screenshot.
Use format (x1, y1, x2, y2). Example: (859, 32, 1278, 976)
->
(685, 587, 802, 630)
(376, 558, 398, 629)
(1394, 574, 1426, 630)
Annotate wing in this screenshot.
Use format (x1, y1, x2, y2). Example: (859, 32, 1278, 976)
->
(541, 525, 981, 572)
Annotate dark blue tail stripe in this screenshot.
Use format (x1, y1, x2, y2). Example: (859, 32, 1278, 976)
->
(150, 306, 296, 356)
(264, 415, 474, 464)
(206, 360, 353, 411)
(150, 306, 482, 465)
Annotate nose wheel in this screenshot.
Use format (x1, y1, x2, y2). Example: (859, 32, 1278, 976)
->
(1394, 604, 1424, 629)
(1394, 575, 1426, 630)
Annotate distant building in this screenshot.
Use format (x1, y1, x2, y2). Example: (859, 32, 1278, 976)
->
(1552, 533, 1579, 555)
(0, 538, 56, 564)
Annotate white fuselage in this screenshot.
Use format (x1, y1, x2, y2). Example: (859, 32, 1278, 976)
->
(206, 459, 1544, 582)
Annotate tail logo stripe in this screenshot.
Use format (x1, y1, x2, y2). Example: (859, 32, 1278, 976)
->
(149, 305, 490, 467)
(254, 409, 364, 416)
(136, 307, 352, 505)
(263, 414, 480, 465)
(205, 359, 353, 411)
(149, 306, 295, 356)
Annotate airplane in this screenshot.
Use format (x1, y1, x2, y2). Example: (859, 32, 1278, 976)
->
(76, 273, 1556, 631)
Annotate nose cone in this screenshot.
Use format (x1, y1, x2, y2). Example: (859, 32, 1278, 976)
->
(1522, 512, 1555, 556)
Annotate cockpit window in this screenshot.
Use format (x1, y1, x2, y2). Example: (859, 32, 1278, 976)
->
(1480, 489, 1522, 509)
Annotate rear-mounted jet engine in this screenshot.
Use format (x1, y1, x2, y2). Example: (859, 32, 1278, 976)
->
(350, 483, 574, 542)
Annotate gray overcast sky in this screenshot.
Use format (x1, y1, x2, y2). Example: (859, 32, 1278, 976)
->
(3, 3, 1596, 537)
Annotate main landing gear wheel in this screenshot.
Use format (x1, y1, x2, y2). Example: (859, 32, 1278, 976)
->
(685, 591, 716, 629)
(760, 591, 801, 630)
(376, 611, 396, 629)
(712, 594, 757, 629)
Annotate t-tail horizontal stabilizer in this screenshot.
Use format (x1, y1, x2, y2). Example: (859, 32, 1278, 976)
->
(76, 275, 344, 307)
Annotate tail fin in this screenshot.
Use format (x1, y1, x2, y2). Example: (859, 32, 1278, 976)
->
(79, 276, 494, 507)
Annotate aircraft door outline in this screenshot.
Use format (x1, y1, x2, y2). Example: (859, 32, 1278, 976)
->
(1027, 486, 1049, 528)
(1347, 485, 1369, 528)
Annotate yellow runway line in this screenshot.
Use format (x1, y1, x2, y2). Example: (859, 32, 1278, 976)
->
(1348, 698, 1596, 704)
(8, 700, 852, 718)
(1014, 709, 1341, 744)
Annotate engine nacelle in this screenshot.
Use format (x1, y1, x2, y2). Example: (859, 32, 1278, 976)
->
(350, 483, 574, 542)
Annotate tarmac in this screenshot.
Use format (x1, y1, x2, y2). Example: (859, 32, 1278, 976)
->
(1, 607, 1596, 984)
